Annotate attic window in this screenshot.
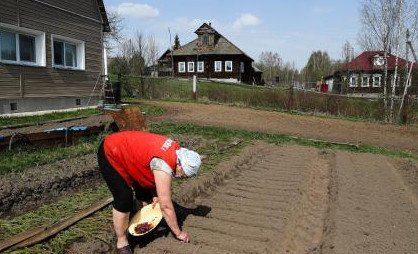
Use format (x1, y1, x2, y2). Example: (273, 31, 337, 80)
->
(202, 34, 209, 45)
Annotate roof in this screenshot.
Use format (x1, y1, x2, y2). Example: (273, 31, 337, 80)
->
(158, 49, 172, 61)
(96, 0, 110, 32)
(172, 23, 253, 61)
(342, 51, 418, 72)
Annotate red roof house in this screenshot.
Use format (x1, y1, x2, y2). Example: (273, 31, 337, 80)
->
(327, 51, 417, 96)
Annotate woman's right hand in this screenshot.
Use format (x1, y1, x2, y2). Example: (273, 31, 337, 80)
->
(175, 231, 190, 243)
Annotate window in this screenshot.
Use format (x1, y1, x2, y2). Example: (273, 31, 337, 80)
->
(349, 75, 358, 87)
(202, 34, 209, 45)
(361, 75, 370, 87)
(240, 62, 244, 73)
(52, 35, 85, 70)
(197, 61, 204, 72)
(225, 61, 233, 72)
(215, 61, 222, 72)
(187, 62, 194, 72)
(0, 23, 45, 66)
(178, 62, 185, 73)
(372, 74, 381, 87)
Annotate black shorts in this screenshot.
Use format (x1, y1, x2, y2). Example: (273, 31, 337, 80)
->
(97, 141, 153, 213)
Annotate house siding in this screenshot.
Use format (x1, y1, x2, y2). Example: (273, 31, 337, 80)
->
(0, 0, 103, 100)
(173, 55, 254, 83)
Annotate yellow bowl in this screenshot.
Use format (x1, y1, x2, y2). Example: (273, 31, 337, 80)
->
(128, 203, 163, 236)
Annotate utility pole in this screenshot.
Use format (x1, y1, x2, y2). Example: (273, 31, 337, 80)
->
(168, 27, 174, 78)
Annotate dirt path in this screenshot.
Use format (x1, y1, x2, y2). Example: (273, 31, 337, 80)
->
(144, 101, 418, 154)
(132, 142, 418, 253)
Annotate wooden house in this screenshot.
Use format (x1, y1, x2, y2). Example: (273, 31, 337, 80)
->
(158, 23, 262, 85)
(326, 51, 418, 97)
(0, 0, 110, 114)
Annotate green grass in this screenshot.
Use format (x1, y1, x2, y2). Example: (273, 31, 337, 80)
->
(121, 77, 418, 124)
(0, 104, 167, 175)
(0, 108, 101, 128)
(0, 185, 112, 254)
(0, 135, 103, 175)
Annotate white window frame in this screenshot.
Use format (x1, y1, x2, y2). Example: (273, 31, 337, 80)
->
(361, 74, 370, 87)
(51, 34, 85, 70)
(178, 62, 185, 73)
(349, 74, 358, 87)
(197, 61, 204, 72)
(372, 74, 381, 87)
(214, 61, 222, 72)
(225, 61, 233, 72)
(0, 22, 46, 67)
(187, 61, 194, 72)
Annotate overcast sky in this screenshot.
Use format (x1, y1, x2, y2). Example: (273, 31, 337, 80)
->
(103, 0, 362, 70)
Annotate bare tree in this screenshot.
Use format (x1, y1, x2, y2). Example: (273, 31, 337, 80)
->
(257, 51, 282, 85)
(104, 10, 125, 53)
(341, 41, 355, 63)
(146, 35, 160, 76)
(359, 0, 418, 121)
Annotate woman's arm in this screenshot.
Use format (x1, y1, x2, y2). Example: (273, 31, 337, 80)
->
(153, 170, 189, 242)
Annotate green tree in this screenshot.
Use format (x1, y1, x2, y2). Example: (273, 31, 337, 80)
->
(173, 34, 181, 50)
(301, 51, 332, 82)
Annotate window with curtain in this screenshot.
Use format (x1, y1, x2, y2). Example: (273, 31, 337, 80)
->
(0, 24, 45, 66)
(1, 31, 36, 63)
(53, 38, 82, 69)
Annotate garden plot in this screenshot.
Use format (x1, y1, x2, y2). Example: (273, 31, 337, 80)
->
(131, 142, 417, 254)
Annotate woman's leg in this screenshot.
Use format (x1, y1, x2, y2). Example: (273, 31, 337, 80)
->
(97, 141, 133, 249)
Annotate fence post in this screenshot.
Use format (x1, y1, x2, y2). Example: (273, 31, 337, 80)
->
(193, 75, 197, 101)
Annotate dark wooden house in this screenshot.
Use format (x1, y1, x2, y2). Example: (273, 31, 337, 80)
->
(158, 23, 262, 85)
(326, 51, 418, 97)
(0, 0, 110, 114)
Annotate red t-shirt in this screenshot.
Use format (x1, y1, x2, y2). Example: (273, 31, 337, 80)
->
(104, 131, 179, 188)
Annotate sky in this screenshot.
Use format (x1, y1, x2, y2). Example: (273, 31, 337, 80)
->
(103, 0, 362, 70)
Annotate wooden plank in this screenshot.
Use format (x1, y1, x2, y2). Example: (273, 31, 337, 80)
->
(0, 226, 46, 252)
(12, 197, 113, 250)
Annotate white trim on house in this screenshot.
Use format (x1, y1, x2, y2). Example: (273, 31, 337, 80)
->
(225, 60, 232, 72)
(372, 74, 381, 87)
(187, 61, 194, 72)
(0, 22, 46, 67)
(178, 62, 185, 73)
(214, 61, 222, 72)
(361, 74, 370, 87)
(51, 34, 85, 70)
(349, 74, 358, 87)
(197, 61, 204, 72)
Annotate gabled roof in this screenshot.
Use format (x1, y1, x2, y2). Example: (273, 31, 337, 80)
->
(158, 49, 172, 61)
(343, 51, 418, 72)
(96, 0, 110, 32)
(172, 23, 253, 61)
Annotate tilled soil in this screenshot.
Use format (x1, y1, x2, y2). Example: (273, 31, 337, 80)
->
(2, 102, 418, 253)
(129, 142, 418, 254)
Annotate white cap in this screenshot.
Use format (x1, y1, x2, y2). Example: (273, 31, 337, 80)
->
(176, 148, 201, 176)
